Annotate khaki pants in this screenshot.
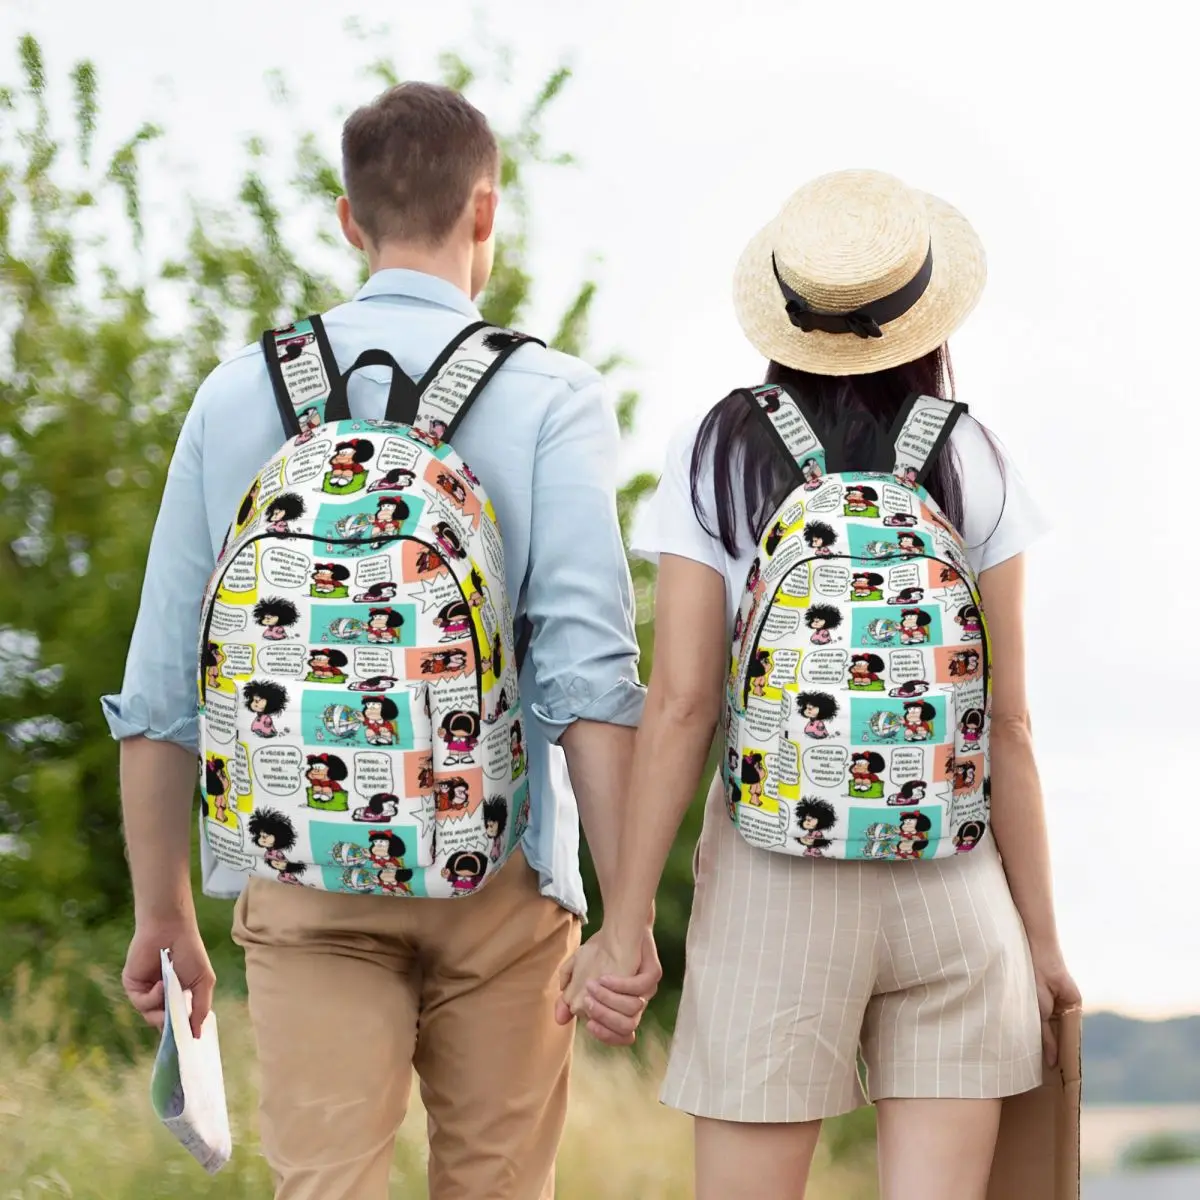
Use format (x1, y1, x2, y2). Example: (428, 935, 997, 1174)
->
(232, 850, 581, 1200)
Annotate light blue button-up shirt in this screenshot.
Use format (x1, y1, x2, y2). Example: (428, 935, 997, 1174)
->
(101, 269, 645, 917)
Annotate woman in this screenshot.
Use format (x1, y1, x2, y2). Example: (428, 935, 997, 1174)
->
(561, 170, 1079, 1200)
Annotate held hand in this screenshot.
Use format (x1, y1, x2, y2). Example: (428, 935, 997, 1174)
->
(122, 919, 216, 1041)
(1030, 945, 1082, 1067)
(555, 927, 660, 1047)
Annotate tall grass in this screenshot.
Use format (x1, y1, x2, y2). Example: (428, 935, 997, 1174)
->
(0, 967, 878, 1198)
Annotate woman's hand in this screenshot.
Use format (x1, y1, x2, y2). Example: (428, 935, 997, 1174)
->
(1030, 943, 1082, 1067)
(555, 926, 660, 1046)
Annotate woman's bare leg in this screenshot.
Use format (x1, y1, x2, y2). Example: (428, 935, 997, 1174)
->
(694, 1116, 823, 1200)
(876, 1098, 1002, 1200)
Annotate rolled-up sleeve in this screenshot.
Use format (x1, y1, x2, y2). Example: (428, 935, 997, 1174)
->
(100, 395, 216, 752)
(523, 375, 646, 743)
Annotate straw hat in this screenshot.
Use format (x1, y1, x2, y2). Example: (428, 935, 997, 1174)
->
(732, 169, 986, 376)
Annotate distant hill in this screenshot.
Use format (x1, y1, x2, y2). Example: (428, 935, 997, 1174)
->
(1085, 1013, 1200, 1105)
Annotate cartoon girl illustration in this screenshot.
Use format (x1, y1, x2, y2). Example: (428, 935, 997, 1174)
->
(953, 819, 985, 854)
(888, 678, 930, 698)
(348, 674, 399, 693)
(235, 479, 260, 530)
(438, 710, 480, 765)
(899, 607, 933, 644)
(896, 531, 926, 557)
(796, 691, 838, 739)
(353, 792, 400, 822)
(510, 720, 526, 779)
(757, 387, 782, 413)
(436, 471, 468, 509)
(732, 611, 745, 646)
(746, 648, 773, 697)
(361, 695, 400, 745)
(895, 465, 919, 488)
(850, 572, 884, 601)
(848, 653, 885, 691)
(243, 679, 288, 738)
(421, 649, 469, 676)
(202, 641, 226, 690)
(902, 699, 936, 742)
(434, 599, 472, 642)
(956, 603, 984, 641)
(295, 406, 321, 444)
(366, 607, 404, 644)
(371, 496, 410, 537)
(367, 467, 417, 493)
(264, 492, 305, 534)
(430, 419, 449, 442)
(434, 776, 471, 813)
(377, 864, 414, 895)
(745, 559, 763, 597)
(764, 519, 788, 556)
(305, 753, 348, 810)
(248, 808, 296, 872)
(741, 751, 767, 806)
(948, 649, 982, 679)
(887, 779, 927, 807)
(483, 797, 508, 862)
(724, 748, 740, 816)
(442, 849, 487, 895)
(406, 425, 440, 448)
(894, 810, 932, 859)
(204, 756, 231, 824)
(882, 512, 919, 528)
(843, 484, 880, 517)
(432, 522, 466, 560)
(310, 562, 351, 598)
(800, 457, 823, 490)
(886, 586, 925, 606)
(366, 829, 407, 869)
(848, 751, 885, 798)
(325, 438, 375, 491)
(468, 567, 490, 610)
(460, 462, 481, 487)
(954, 761, 978, 792)
(252, 597, 300, 641)
(959, 707, 985, 749)
(802, 521, 837, 555)
(805, 603, 842, 644)
(267, 859, 308, 885)
(305, 647, 348, 684)
(794, 797, 837, 857)
(354, 582, 398, 604)
(480, 631, 504, 678)
(416, 548, 446, 575)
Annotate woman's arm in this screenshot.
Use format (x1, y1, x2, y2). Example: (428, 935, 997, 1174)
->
(978, 552, 1081, 1061)
(560, 553, 728, 1015)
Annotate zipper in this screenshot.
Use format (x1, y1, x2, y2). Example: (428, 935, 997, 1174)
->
(199, 530, 485, 716)
(740, 551, 990, 708)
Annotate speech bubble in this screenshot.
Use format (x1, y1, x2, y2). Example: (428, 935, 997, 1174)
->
(813, 564, 850, 597)
(261, 545, 311, 590)
(209, 603, 247, 637)
(773, 738, 800, 786)
(222, 546, 257, 594)
(430, 674, 478, 718)
(377, 437, 421, 474)
(890, 747, 925, 785)
(887, 563, 922, 594)
(882, 484, 914, 515)
(737, 803, 788, 849)
(762, 609, 799, 642)
(353, 647, 396, 679)
(203, 690, 237, 744)
(204, 819, 253, 871)
(354, 554, 395, 589)
(743, 695, 784, 743)
(220, 643, 254, 678)
(258, 459, 286, 503)
(779, 568, 810, 600)
(888, 650, 927, 682)
(802, 744, 849, 788)
(777, 500, 804, 528)
(938, 582, 976, 615)
(768, 649, 800, 688)
(232, 741, 253, 799)
(805, 483, 841, 514)
(258, 643, 306, 677)
(251, 745, 303, 796)
(285, 438, 331, 487)
(353, 750, 394, 798)
(484, 726, 511, 781)
(414, 575, 459, 615)
(800, 648, 849, 685)
(480, 518, 505, 578)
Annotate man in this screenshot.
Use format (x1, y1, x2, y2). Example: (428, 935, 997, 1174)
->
(104, 82, 659, 1200)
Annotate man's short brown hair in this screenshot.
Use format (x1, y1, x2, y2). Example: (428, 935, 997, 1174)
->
(341, 82, 498, 247)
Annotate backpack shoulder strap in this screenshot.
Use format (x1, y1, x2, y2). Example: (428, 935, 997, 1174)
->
(261, 315, 342, 439)
(739, 382, 828, 487)
(886, 393, 969, 487)
(414, 322, 545, 443)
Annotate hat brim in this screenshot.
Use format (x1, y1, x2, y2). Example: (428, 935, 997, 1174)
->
(732, 192, 986, 376)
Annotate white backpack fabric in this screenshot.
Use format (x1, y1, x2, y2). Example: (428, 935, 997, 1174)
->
(724, 383, 991, 861)
(198, 316, 539, 897)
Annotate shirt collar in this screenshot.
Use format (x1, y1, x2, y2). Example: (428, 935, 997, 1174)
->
(353, 268, 481, 320)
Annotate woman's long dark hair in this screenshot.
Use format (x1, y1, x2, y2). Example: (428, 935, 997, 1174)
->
(691, 345, 1003, 556)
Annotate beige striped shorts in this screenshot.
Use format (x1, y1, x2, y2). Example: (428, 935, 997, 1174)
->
(661, 776, 1043, 1123)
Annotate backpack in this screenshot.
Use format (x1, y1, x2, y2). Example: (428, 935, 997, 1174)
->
(724, 383, 990, 862)
(197, 315, 542, 897)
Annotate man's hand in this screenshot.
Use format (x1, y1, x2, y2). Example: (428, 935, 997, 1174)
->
(555, 926, 661, 1047)
(123, 918, 215, 1040)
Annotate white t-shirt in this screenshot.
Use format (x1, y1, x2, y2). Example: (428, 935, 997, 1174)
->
(631, 409, 1048, 630)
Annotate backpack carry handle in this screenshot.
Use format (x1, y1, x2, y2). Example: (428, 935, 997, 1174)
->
(323, 349, 421, 426)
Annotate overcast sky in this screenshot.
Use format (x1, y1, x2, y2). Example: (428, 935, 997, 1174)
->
(3, 0, 1197, 1017)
